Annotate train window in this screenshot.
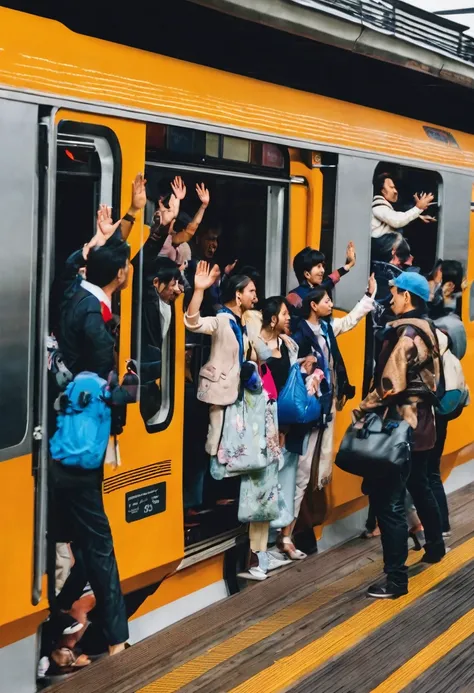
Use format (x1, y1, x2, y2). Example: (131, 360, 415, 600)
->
(49, 123, 121, 336)
(146, 123, 287, 174)
(317, 152, 338, 272)
(371, 162, 442, 275)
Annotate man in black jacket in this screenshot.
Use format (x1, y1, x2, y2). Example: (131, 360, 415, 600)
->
(134, 255, 182, 424)
(51, 210, 135, 662)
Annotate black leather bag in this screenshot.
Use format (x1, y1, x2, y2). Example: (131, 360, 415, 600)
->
(335, 411, 412, 480)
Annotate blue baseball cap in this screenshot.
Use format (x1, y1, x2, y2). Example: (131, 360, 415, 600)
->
(389, 272, 430, 302)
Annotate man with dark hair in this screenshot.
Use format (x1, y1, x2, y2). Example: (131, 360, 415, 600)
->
(371, 173, 435, 238)
(51, 205, 139, 664)
(286, 242, 356, 329)
(360, 272, 445, 599)
(429, 259, 465, 320)
(135, 256, 182, 423)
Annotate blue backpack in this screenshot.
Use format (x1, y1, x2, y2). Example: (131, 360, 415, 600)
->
(50, 371, 112, 470)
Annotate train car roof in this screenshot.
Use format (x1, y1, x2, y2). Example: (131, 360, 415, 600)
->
(1, 7, 474, 171)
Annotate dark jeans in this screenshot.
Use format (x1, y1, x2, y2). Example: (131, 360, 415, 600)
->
(54, 486, 129, 646)
(366, 448, 445, 589)
(427, 416, 450, 533)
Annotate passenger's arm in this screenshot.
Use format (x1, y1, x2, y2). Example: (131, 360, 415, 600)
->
(120, 173, 147, 242)
(172, 183, 210, 245)
(372, 203, 422, 230)
(322, 242, 356, 290)
(185, 261, 222, 333)
(332, 274, 377, 337)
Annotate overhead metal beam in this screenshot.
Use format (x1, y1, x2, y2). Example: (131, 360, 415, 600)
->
(188, 0, 474, 88)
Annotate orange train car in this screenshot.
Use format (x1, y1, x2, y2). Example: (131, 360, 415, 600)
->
(0, 7, 473, 691)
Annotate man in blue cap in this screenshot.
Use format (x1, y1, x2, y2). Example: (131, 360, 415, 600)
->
(359, 272, 445, 599)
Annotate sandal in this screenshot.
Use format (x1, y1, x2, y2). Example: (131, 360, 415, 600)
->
(50, 647, 91, 673)
(361, 527, 381, 539)
(278, 536, 307, 561)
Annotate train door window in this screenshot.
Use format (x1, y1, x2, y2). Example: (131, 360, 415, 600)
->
(50, 122, 121, 334)
(371, 162, 442, 274)
(133, 123, 288, 546)
(317, 152, 338, 279)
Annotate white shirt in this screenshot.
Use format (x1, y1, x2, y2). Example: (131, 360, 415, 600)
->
(81, 280, 112, 311)
(371, 195, 422, 238)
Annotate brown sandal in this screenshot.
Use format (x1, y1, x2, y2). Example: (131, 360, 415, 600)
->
(51, 647, 91, 672)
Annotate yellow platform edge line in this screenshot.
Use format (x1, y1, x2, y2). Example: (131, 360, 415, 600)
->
(138, 550, 419, 693)
(227, 537, 474, 693)
(370, 608, 474, 693)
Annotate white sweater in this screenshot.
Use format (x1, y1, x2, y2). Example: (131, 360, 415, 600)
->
(371, 195, 422, 238)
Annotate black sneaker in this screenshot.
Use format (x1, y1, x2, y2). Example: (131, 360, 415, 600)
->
(51, 612, 83, 636)
(421, 546, 449, 564)
(366, 583, 408, 599)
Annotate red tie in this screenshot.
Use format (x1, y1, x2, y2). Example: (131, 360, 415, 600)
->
(100, 302, 112, 323)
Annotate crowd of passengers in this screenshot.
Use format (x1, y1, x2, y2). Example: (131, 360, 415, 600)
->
(40, 169, 468, 678)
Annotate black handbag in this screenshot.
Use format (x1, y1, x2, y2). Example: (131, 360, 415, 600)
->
(335, 411, 412, 480)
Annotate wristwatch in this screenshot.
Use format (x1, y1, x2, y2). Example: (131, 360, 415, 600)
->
(123, 213, 136, 223)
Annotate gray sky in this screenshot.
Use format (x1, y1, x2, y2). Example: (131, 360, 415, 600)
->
(407, 0, 474, 35)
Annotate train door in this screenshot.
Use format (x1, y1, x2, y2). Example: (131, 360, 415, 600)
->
(141, 124, 289, 554)
(42, 110, 186, 610)
(0, 98, 48, 693)
(437, 172, 473, 459)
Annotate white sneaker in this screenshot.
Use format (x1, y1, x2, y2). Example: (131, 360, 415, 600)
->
(237, 566, 268, 581)
(266, 549, 291, 571)
(37, 656, 50, 678)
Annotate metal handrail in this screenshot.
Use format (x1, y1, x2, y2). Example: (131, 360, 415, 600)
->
(288, 0, 474, 66)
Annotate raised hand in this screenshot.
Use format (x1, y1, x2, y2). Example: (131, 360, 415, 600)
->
(194, 261, 221, 291)
(157, 194, 179, 228)
(224, 259, 238, 276)
(171, 176, 187, 201)
(168, 193, 180, 220)
(367, 272, 377, 297)
(345, 241, 356, 269)
(97, 204, 122, 240)
(414, 192, 435, 211)
(196, 183, 210, 208)
(131, 172, 147, 213)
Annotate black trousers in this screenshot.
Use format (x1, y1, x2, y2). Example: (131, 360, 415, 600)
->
(367, 449, 445, 589)
(426, 416, 450, 533)
(55, 486, 129, 646)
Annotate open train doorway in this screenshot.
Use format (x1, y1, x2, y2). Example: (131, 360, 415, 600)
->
(139, 124, 289, 551)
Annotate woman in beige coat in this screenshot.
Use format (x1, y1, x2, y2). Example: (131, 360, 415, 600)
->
(184, 261, 258, 454)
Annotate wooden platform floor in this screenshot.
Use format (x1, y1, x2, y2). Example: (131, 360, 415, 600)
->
(46, 483, 474, 693)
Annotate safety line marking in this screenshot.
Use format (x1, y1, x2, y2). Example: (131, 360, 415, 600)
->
(138, 550, 421, 692)
(370, 608, 474, 693)
(228, 537, 474, 693)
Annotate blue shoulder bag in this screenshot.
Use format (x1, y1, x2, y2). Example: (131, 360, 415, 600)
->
(277, 363, 321, 426)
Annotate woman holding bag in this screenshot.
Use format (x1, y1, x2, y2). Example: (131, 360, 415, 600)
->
(186, 263, 282, 581)
(277, 275, 377, 560)
(231, 297, 315, 579)
(185, 261, 258, 454)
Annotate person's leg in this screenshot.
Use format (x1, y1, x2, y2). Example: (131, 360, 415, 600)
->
(278, 431, 319, 560)
(293, 430, 319, 518)
(408, 450, 445, 562)
(426, 417, 450, 533)
(67, 487, 129, 650)
(239, 522, 270, 580)
(367, 478, 408, 596)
